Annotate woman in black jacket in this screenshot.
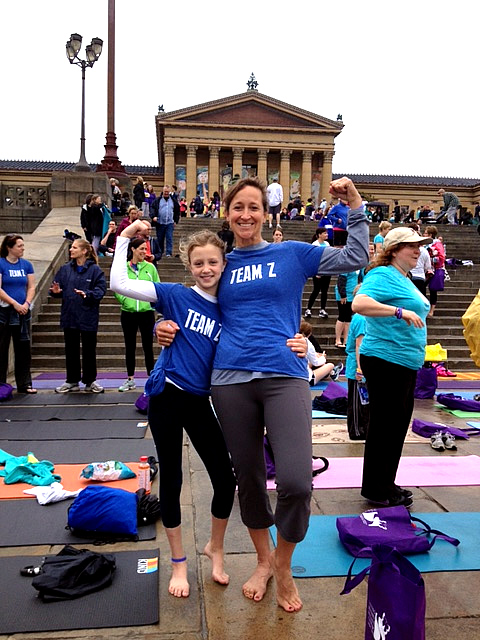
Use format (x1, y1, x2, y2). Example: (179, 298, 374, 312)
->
(50, 239, 106, 393)
(133, 177, 146, 210)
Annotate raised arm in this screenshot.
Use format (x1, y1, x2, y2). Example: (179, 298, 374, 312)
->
(110, 235, 157, 303)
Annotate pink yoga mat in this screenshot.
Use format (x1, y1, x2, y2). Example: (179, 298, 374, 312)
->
(266, 455, 480, 489)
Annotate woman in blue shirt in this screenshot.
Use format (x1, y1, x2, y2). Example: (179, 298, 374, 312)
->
(0, 234, 36, 393)
(352, 227, 432, 508)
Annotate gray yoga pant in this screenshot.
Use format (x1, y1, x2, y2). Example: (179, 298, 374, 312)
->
(211, 377, 312, 543)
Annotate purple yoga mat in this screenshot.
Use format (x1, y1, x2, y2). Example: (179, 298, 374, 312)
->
(34, 372, 149, 380)
(437, 380, 480, 389)
(266, 455, 480, 490)
(30, 379, 145, 390)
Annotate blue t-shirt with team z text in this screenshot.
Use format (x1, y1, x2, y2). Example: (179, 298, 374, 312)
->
(0, 257, 34, 305)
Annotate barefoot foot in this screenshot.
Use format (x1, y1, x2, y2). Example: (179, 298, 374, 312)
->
(204, 540, 229, 585)
(242, 562, 273, 602)
(270, 550, 302, 612)
(169, 559, 190, 598)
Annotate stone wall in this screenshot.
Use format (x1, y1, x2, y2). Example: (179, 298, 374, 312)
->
(50, 171, 112, 208)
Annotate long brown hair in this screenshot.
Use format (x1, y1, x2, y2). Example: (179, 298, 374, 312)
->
(0, 234, 23, 258)
(72, 239, 98, 264)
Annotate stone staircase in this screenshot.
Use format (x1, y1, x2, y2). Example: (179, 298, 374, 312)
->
(31, 219, 480, 371)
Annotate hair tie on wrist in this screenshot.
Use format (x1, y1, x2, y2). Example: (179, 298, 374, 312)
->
(171, 556, 187, 563)
(395, 307, 403, 319)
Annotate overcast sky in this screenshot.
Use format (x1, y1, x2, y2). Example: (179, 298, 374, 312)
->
(2, 0, 479, 178)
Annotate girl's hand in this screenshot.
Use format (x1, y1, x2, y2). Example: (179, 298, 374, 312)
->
(120, 219, 151, 239)
(155, 320, 180, 346)
(287, 333, 308, 358)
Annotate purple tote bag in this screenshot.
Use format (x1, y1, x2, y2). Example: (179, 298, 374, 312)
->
(437, 392, 480, 412)
(336, 506, 459, 557)
(321, 380, 347, 400)
(411, 418, 480, 440)
(342, 544, 426, 640)
(414, 366, 437, 399)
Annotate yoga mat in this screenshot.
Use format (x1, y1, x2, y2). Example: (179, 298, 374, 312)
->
(0, 496, 156, 545)
(34, 371, 149, 380)
(0, 462, 142, 499)
(437, 379, 480, 389)
(466, 421, 480, 429)
(312, 424, 425, 445)
(0, 438, 156, 464)
(7, 391, 140, 405)
(31, 379, 146, 390)
(0, 548, 159, 633)
(266, 455, 480, 490)
(0, 404, 141, 421)
(440, 409, 480, 418)
(312, 410, 346, 419)
(270, 512, 480, 578)
(310, 380, 347, 391)
(0, 419, 147, 440)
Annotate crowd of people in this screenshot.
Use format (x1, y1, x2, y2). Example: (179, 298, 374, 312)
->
(0, 172, 466, 615)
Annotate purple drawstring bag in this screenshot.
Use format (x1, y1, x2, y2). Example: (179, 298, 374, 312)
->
(411, 418, 480, 440)
(414, 366, 437, 399)
(437, 392, 480, 412)
(321, 380, 348, 400)
(135, 392, 149, 415)
(336, 506, 459, 557)
(341, 544, 426, 640)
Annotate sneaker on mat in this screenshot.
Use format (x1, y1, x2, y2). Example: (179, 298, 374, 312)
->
(84, 381, 104, 393)
(330, 362, 343, 381)
(318, 309, 329, 318)
(55, 382, 80, 394)
(430, 431, 445, 451)
(118, 378, 136, 392)
(442, 432, 457, 450)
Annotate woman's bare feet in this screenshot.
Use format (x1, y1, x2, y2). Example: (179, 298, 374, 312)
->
(270, 549, 302, 612)
(242, 561, 273, 602)
(169, 560, 190, 598)
(204, 540, 229, 585)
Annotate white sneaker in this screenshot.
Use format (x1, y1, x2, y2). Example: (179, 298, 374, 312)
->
(118, 378, 136, 392)
(55, 382, 80, 394)
(304, 309, 312, 317)
(319, 309, 329, 318)
(84, 381, 104, 393)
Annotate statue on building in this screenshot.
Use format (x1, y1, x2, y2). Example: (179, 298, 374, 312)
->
(337, 114, 343, 121)
(158, 104, 164, 113)
(247, 73, 258, 91)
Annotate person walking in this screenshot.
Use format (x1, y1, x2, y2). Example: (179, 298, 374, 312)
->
(438, 189, 459, 225)
(114, 237, 159, 392)
(0, 234, 36, 394)
(50, 239, 106, 393)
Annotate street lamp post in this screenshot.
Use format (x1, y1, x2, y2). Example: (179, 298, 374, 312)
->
(66, 33, 103, 172)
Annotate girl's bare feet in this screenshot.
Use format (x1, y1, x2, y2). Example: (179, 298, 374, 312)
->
(270, 549, 302, 612)
(242, 561, 273, 602)
(204, 540, 229, 585)
(169, 559, 189, 598)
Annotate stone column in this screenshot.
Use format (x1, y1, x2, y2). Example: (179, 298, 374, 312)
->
(164, 144, 176, 188)
(257, 148, 269, 183)
(280, 149, 292, 205)
(232, 148, 244, 179)
(320, 151, 334, 201)
(208, 146, 220, 197)
(186, 145, 198, 203)
(301, 151, 313, 200)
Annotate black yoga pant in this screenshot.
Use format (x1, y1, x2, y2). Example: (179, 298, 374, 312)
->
(212, 377, 312, 543)
(0, 322, 32, 390)
(148, 383, 236, 529)
(307, 275, 331, 311)
(63, 328, 98, 385)
(120, 310, 155, 376)
(360, 355, 417, 500)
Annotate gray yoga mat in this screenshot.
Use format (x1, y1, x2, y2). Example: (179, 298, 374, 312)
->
(0, 419, 148, 440)
(0, 547, 159, 633)
(0, 404, 141, 421)
(7, 390, 140, 405)
(2, 438, 156, 463)
(0, 498, 157, 547)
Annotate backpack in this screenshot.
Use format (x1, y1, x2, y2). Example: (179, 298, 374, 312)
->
(31, 545, 116, 601)
(67, 485, 139, 541)
(263, 435, 329, 480)
(312, 395, 348, 415)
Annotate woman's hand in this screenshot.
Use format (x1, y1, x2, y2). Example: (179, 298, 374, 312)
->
(402, 309, 424, 328)
(50, 281, 62, 294)
(120, 219, 151, 239)
(13, 301, 28, 315)
(329, 177, 362, 210)
(74, 289, 87, 299)
(287, 333, 308, 358)
(155, 320, 180, 346)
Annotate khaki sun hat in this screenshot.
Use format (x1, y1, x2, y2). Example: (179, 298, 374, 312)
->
(383, 227, 433, 252)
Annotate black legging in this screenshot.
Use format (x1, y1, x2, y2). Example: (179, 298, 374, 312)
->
(120, 310, 155, 376)
(148, 383, 236, 528)
(307, 275, 331, 311)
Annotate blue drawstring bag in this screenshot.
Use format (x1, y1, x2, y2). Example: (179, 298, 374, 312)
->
(67, 485, 138, 540)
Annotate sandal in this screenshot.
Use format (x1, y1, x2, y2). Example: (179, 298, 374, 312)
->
(20, 386, 38, 394)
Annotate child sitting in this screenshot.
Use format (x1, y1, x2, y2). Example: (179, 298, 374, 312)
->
(300, 320, 342, 386)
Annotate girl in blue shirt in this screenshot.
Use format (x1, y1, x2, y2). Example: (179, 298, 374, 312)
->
(352, 227, 432, 508)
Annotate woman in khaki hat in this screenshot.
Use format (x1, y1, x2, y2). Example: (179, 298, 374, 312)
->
(352, 227, 432, 508)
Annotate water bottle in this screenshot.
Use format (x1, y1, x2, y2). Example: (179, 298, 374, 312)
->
(358, 380, 369, 405)
(138, 456, 151, 494)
